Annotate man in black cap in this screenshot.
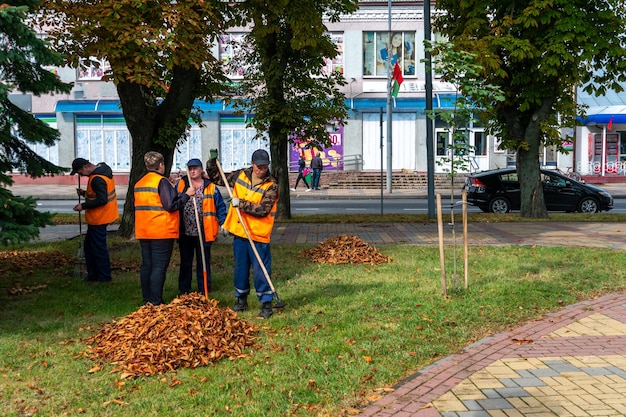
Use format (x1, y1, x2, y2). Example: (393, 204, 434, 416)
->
(70, 158, 118, 282)
(205, 148, 279, 319)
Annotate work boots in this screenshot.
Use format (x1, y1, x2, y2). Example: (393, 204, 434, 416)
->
(232, 296, 248, 312)
(257, 302, 273, 319)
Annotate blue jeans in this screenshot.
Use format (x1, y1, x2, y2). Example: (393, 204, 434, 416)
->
(139, 239, 174, 305)
(233, 236, 273, 303)
(84, 224, 112, 281)
(178, 234, 212, 295)
(312, 168, 322, 189)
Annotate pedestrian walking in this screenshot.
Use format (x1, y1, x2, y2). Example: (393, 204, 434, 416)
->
(134, 151, 194, 306)
(291, 154, 311, 192)
(311, 152, 323, 190)
(205, 149, 279, 319)
(176, 158, 227, 295)
(70, 158, 118, 282)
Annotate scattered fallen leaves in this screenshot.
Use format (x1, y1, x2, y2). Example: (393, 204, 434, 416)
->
(0, 249, 70, 272)
(301, 235, 391, 265)
(84, 293, 258, 378)
(7, 283, 48, 297)
(511, 337, 534, 345)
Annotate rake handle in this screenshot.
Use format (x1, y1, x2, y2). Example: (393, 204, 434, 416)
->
(214, 159, 276, 293)
(185, 167, 209, 300)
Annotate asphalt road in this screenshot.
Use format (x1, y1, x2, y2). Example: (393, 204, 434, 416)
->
(36, 197, 626, 215)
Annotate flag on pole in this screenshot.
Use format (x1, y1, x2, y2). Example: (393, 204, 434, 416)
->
(608, 116, 614, 131)
(391, 62, 404, 97)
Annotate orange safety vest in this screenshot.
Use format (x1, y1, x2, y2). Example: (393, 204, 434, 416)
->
(177, 179, 219, 242)
(134, 172, 180, 239)
(85, 174, 118, 225)
(223, 171, 277, 243)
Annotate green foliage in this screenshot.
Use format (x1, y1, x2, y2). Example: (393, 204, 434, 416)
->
(228, 0, 359, 149)
(39, 0, 235, 148)
(223, 0, 358, 220)
(0, 1, 72, 244)
(425, 41, 504, 177)
(434, 0, 626, 217)
(0, 188, 53, 245)
(0, 2, 72, 183)
(39, 0, 239, 236)
(435, 0, 626, 151)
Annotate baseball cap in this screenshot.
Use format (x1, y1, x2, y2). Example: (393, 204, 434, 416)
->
(70, 158, 90, 175)
(251, 149, 270, 165)
(186, 158, 203, 167)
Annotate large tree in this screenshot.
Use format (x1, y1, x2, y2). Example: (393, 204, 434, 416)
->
(434, 0, 626, 217)
(40, 0, 237, 236)
(0, 0, 72, 244)
(229, 0, 358, 219)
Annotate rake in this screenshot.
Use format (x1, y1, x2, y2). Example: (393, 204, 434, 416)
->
(73, 176, 87, 280)
(215, 158, 286, 309)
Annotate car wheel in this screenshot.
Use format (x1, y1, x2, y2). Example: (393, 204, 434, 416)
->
(578, 197, 599, 213)
(489, 197, 510, 213)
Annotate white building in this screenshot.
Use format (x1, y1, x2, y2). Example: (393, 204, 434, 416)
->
(14, 1, 616, 185)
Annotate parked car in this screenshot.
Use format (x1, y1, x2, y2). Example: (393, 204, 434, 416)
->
(464, 168, 613, 213)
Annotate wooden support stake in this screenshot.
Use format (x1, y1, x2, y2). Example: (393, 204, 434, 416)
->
(463, 189, 468, 289)
(436, 193, 447, 297)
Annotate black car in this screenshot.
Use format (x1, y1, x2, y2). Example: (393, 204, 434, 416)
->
(464, 168, 613, 213)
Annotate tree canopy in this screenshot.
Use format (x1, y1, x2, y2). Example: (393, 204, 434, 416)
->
(40, 0, 358, 227)
(40, 0, 237, 237)
(434, 0, 626, 217)
(229, 0, 359, 219)
(0, 0, 73, 244)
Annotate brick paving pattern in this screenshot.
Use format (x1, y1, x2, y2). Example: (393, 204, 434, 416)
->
(359, 293, 626, 416)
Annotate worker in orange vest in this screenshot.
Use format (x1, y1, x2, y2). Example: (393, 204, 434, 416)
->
(134, 151, 194, 305)
(71, 158, 118, 282)
(176, 158, 227, 295)
(205, 149, 279, 319)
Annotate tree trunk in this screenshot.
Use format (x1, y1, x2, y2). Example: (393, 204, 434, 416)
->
(517, 98, 555, 219)
(517, 145, 547, 218)
(270, 134, 291, 220)
(115, 66, 201, 238)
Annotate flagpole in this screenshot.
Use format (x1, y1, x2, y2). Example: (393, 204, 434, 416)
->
(425, 0, 435, 219)
(386, 0, 393, 193)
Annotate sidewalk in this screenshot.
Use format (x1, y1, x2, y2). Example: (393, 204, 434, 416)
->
(14, 182, 626, 417)
(9, 181, 626, 200)
(359, 291, 626, 417)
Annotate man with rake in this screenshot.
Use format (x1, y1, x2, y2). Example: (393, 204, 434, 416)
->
(205, 149, 279, 319)
(70, 157, 118, 282)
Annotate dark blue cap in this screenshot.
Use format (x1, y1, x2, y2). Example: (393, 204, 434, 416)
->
(187, 158, 203, 167)
(251, 149, 270, 165)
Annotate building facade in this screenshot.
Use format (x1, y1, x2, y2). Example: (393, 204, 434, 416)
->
(16, 1, 619, 185)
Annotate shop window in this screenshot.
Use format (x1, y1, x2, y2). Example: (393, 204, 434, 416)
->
(77, 57, 111, 80)
(474, 131, 486, 156)
(219, 33, 247, 78)
(363, 31, 416, 77)
(436, 131, 448, 156)
(619, 131, 626, 161)
(13, 115, 60, 169)
(75, 115, 130, 172)
(219, 115, 269, 171)
(172, 128, 202, 172)
(321, 33, 344, 75)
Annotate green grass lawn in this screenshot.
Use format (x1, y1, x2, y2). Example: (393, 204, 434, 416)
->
(51, 211, 626, 225)
(1, 227, 625, 416)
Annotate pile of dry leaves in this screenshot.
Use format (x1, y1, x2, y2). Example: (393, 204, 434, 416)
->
(85, 293, 258, 378)
(0, 249, 69, 274)
(301, 234, 391, 265)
